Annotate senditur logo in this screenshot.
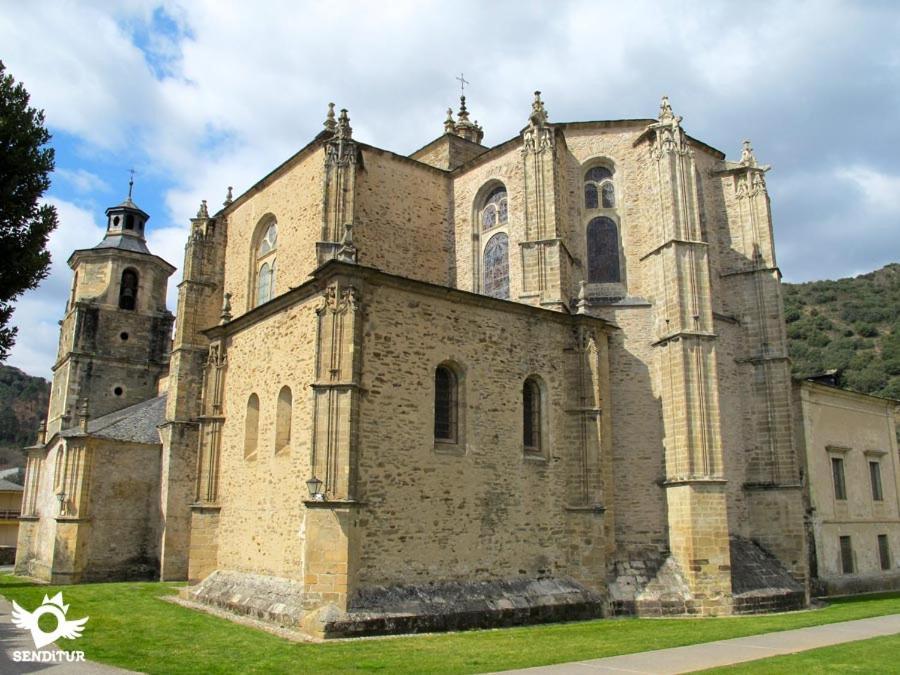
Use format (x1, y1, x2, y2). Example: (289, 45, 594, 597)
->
(11, 592, 89, 649)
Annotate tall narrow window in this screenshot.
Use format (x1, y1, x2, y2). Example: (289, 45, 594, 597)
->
(584, 166, 615, 209)
(481, 186, 508, 231)
(878, 534, 891, 570)
(832, 457, 847, 500)
(275, 386, 292, 454)
(119, 268, 139, 310)
(244, 394, 260, 459)
(434, 365, 458, 443)
(586, 217, 621, 284)
(254, 220, 277, 306)
(870, 460, 884, 501)
(483, 233, 510, 299)
(840, 535, 854, 574)
(523, 377, 542, 454)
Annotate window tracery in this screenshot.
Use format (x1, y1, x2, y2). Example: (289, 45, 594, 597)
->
(481, 186, 508, 232)
(584, 166, 615, 209)
(254, 221, 277, 306)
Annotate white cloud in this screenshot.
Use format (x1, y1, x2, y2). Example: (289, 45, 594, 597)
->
(837, 166, 900, 215)
(55, 168, 110, 194)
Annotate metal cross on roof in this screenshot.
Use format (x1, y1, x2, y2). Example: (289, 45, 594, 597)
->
(456, 73, 469, 95)
(128, 169, 135, 199)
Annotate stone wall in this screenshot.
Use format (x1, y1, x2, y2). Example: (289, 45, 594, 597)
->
(353, 278, 611, 592)
(354, 148, 450, 286)
(212, 300, 319, 579)
(224, 147, 325, 315)
(78, 438, 161, 581)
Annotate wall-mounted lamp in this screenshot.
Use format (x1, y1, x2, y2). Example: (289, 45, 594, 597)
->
(56, 490, 67, 516)
(306, 476, 324, 502)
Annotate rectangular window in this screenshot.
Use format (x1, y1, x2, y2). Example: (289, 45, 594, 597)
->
(832, 457, 847, 500)
(840, 535, 854, 574)
(878, 534, 891, 571)
(870, 461, 884, 501)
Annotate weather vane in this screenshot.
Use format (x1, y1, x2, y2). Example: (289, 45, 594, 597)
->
(456, 72, 469, 96)
(128, 168, 135, 199)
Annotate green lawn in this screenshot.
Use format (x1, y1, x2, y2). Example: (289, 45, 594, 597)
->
(2, 575, 900, 674)
(703, 633, 900, 673)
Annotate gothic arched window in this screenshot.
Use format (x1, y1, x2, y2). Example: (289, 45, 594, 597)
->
(244, 393, 260, 460)
(481, 186, 508, 232)
(119, 268, 139, 310)
(434, 365, 458, 443)
(275, 386, 292, 454)
(523, 377, 543, 454)
(584, 166, 615, 209)
(483, 233, 510, 300)
(254, 220, 277, 307)
(586, 217, 621, 283)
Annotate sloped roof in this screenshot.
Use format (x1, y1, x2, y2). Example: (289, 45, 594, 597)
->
(0, 478, 23, 492)
(93, 233, 151, 254)
(61, 395, 166, 445)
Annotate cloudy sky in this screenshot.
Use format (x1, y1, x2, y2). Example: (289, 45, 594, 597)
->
(2, 0, 899, 377)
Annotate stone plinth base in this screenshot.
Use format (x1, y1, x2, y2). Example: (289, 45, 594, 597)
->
(186, 572, 604, 638)
(334, 577, 603, 638)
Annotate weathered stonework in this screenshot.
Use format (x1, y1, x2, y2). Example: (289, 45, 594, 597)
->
(21, 92, 900, 636)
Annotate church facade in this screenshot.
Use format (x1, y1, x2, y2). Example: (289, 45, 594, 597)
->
(18, 92, 897, 636)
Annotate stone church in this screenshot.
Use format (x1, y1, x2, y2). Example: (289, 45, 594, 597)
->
(15, 92, 900, 636)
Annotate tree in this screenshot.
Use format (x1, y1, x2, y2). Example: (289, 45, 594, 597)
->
(0, 60, 58, 360)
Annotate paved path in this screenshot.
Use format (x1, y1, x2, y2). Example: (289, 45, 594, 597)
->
(497, 614, 900, 674)
(0, 595, 135, 674)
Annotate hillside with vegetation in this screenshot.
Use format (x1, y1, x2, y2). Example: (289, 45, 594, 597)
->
(783, 263, 900, 399)
(0, 364, 49, 468)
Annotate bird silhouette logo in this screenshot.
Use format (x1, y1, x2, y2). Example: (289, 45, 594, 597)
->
(11, 592, 89, 649)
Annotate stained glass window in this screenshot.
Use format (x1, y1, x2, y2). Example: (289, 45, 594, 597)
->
(584, 183, 598, 209)
(602, 182, 615, 208)
(483, 233, 510, 299)
(523, 378, 542, 453)
(586, 217, 621, 284)
(257, 262, 272, 306)
(258, 222, 277, 255)
(254, 220, 277, 306)
(585, 167, 612, 182)
(434, 366, 457, 442)
(481, 186, 508, 232)
(584, 166, 615, 209)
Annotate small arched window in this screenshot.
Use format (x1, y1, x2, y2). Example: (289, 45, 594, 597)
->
(523, 377, 543, 454)
(483, 232, 510, 300)
(434, 365, 458, 443)
(275, 386, 292, 454)
(119, 269, 139, 310)
(584, 166, 615, 209)
(587, 217, 621, 284)
(244, 393, 260, 459)
(125, 214, 135, 230)
(481, 186, 508, 232)
(254, 221, 277, 306)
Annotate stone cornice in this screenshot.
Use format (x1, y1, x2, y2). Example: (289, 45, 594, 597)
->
(68, 246, 176, 275)
(206, 261, 617, 340)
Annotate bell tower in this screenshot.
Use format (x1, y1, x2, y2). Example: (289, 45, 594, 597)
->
(45, 184, 175, 437)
